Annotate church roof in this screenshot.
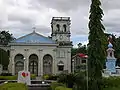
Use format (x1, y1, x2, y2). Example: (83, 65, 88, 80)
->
(72, 53, 88, 59)
(11, 31, 56, 44)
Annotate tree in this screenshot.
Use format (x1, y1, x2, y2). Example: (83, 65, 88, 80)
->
(71, 48, 78, 56)
(78, 43, 82, 48)
(0, 30, 14, 69)
(0, 48, 9, 70)
(115, 37, 120, 66)
(71, 44, 87, 57)
(0, 30, 15, 45)
(88, 0, 107, 90)
(77, 45, 87, 54)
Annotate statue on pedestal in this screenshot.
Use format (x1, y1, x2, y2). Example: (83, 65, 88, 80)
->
(106, 35, 116, 75)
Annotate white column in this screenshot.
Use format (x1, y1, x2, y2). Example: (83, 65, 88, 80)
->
(39, 49, 43, 76)
(24, 49, 29, 71)
(38, 49, 42, 76)
(12, 57, 15, 75)
(10, 49, 15, 75)
(53, 49, 56, 74)
(72, 59, 74, 73)
(26, 56, 29, 71)
(67, 49, 71, 73)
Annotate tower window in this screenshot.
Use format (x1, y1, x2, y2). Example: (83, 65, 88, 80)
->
(63, 24, 67, 32)
(58, 66, 64, 71)
(56, 24, 60, 31)
(58, 61, 64, 71)
(110, 52, 112, 57)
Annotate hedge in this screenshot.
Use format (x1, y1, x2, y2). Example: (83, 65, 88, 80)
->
(43, 74, 58, 80)
(0, 83, 28, 90)
(0, 76, 17, 80)
(0, 73, 12, 76)
(0, 74, 36, 80)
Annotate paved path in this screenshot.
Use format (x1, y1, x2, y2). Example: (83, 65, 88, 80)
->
(28, 86, 49, 90)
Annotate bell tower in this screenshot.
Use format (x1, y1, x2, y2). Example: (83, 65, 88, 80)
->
(51, 17, 72, 45)
(51, 17, 72, 73)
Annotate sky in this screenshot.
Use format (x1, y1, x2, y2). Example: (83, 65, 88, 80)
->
(0, 0, 120, 47)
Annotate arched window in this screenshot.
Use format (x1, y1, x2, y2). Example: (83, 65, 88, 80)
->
(63, 24, 67, 32)
(56, 24, 60, 31)
(43, 54, 53, 74)
(14, 54, 24, 74)
(110, 52, 112, 57)
(15, 61, 24, 74)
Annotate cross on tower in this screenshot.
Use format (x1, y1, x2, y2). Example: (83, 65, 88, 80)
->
(32, 27, 36, 33)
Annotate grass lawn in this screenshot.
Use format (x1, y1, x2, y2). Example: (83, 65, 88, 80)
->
(0, 83, 28, 90)
(55, 86, 72, 90)
(103, 87, 120, 90)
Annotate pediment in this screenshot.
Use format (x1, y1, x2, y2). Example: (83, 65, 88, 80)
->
(11, 31, 55, 44)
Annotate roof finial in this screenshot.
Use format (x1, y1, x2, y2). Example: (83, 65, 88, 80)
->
(32, 27, 36, 33)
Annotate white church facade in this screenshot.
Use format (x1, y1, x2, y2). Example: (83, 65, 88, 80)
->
(1, 17, 72, 76)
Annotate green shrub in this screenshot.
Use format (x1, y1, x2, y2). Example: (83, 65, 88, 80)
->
(43, 74, 49, 80)
(43, 74, 58, 80)
(50, 82, 66, 90)
(48, 75, 58, 80)
(58, 73, 75, 88)
(30, 74, 36, 80)
(103, 87, 120, 90)
(74, 72, 87, 90)
(103, 77, 120, 88)
(0, 83, 28, 90)
(57, 73, 67, 84)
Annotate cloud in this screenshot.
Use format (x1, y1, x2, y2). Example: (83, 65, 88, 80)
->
(32, 0, 90, 12)
(0, 0, 67, 37)
(103, 9, 120, 33)
(101, 0, 120, 11)
(0, 0, 120, 47)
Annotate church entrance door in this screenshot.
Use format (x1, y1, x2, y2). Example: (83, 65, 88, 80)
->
(29, 54, 38, 75)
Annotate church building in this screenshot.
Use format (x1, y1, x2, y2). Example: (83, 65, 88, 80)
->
(2, 17, 72, 76)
